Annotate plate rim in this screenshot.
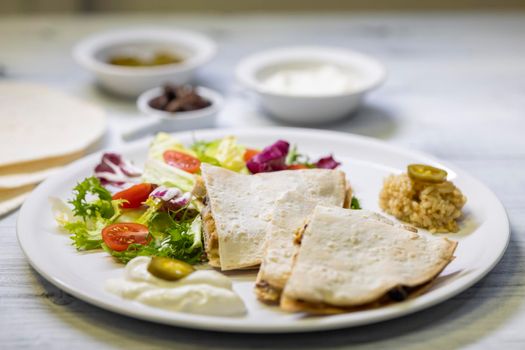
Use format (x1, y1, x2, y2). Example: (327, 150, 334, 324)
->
(17, 126, 510, 333)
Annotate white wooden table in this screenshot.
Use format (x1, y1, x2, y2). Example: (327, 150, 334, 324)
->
(1, 12, 525, 349)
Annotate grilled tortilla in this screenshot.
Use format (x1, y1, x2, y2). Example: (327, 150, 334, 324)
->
(255, 189, 345, 303)
(200, 164, 347, 271)
(281, 206, 457, 313)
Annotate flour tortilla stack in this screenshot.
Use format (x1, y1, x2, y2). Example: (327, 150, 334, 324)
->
(0, 82, 106, 214)
(0, 185, 36, 216)
(0, 151, 84, 190)
(281, 206, 457, 313)
(200, 164, 347, 271)
(255, 190, 346, 303)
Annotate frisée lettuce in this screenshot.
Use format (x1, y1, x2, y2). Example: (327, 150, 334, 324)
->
(55, 177, 124, 250)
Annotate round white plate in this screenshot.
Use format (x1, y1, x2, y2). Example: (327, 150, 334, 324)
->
(17, 127, 509, 333)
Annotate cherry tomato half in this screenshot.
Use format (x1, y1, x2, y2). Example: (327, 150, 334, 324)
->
(102, 223, 150, 252)
(243, 148, 261, 163)
(163, 150, 201, 174)
(287, 164, 309, 170)
(112, 183, 153, 208)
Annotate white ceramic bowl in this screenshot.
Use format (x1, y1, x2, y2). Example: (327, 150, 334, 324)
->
(122, 86, 223, 141)
(236, 46, 386, 124)
(73, 28, 217, 97)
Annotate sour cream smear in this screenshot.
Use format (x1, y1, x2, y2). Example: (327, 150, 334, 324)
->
(106, 256, 246, 317)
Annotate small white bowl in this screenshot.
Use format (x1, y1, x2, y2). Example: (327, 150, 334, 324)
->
(73, 28, 216, 97)
(122, 86, 223, 141)
(236, 46, 386, 124)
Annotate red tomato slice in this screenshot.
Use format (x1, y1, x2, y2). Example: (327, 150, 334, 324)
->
(243, 148, 260, 162)
(287, 164, 309, 170)
(112, 183, 153, 208)
(163, 150, 201, 174)
(102, 223, 150, 252)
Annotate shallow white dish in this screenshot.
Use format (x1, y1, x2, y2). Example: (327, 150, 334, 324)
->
(121, 86, 223, 141)
(73, 28, 216, 97)
(236, 47, 386, 124)
(17, 127, 508, 333)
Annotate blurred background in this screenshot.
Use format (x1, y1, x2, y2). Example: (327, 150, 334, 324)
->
(1, 0, 525, 13)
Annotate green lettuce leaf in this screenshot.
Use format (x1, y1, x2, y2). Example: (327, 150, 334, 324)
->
(148, 132, 197, 161)
(191, 136, 247, 172)
(69, 176, 114, 220)
(64, 217, 108, 250)
(142, 132, 198, 191)
(141, 158, 195, 192)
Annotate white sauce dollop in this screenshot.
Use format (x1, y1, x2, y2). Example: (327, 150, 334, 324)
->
(106, 256, 246, 317)
(261, 64, 354, 96)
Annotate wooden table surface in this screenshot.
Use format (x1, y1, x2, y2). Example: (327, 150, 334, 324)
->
(1, 12, 525, 349)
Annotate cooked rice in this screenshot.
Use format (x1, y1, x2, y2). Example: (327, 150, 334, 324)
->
(379, 174, 467, 233)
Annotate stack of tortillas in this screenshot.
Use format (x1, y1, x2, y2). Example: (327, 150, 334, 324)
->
(0, 82, 106, 215)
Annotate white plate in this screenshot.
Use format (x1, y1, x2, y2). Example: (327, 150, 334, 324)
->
(17, 127, 509, 333)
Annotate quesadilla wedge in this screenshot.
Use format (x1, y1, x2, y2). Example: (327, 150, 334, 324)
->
(255, 190, 346, 303)
(200, 164, 347, 271)
(281, 206, 457, 313)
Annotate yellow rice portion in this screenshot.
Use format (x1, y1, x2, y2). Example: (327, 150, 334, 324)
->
(379, 174, 467, 233)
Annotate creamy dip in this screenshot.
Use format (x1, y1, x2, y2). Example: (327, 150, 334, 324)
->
(106, 256, 246, 317)
(261, 64, 354, 96)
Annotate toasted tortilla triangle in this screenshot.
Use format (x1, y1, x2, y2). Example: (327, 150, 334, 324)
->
(255, 190, 346, 303)
(281, 206, 457, 312)
(200, 164, 347, 271)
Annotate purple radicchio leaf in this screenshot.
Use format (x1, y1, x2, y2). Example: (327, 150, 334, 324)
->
(315, 155, 341, 169)
(246, 140, 290, 174)
(150, 186, 191, 211)
(94, 153, 142, 187)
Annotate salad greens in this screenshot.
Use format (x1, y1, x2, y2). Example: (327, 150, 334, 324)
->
(285, 145, 315, 168)
(191, 136, 247, 172)
(103, 213, 203, 264)
(142, 133, 249, 191)
(61, 177, 123, 250)
(148, 132, 198, 161)
(149, 132, 247, 173)
(56, 176, 204, 264)
(350, 196, 362, 210)
(142, 158, 195, 192)
(54, 133, 351, 266)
